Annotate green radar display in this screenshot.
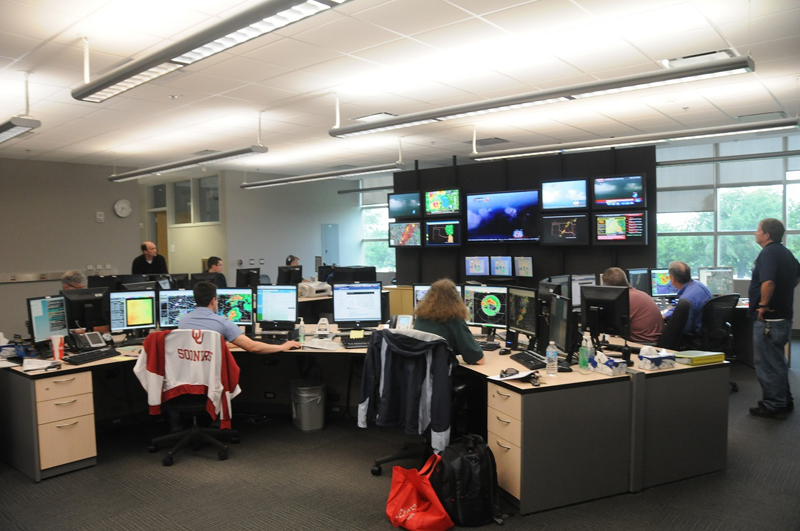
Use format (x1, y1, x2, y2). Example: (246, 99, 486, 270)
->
(481, 295, 501, 317)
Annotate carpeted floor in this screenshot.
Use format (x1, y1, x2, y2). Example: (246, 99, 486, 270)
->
(1, 359, 798, 531)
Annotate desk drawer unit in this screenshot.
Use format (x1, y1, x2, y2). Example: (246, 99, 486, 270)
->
(487, 383, 522, 499)
(488, 431, 521, 499)
(35, 372, 92, 402)
(36, 392, 94, 425)
(39, 414, 97, 470)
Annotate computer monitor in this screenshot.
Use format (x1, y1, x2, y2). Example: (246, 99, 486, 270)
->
(540, 214, 589, 245)
(651, 269, 678, 297)
(191, 272, 219, 287)
(592, 174, 646, 208)
(122, 281, 159, 291)
(570, 273, 597, 307)
(388, 221, 422, 247)
(625, 268, 650, 293)
(119, 274, 147, 286)
(698, 267, 735, 294)
(513, 257, 533, 278)
(235, 268, 260, 290)
(332, 282, 383, 329)
(549, 274, 571, 299)
(425, 219, 461, 247)
(537, 281, 562, 314)
(216, 288, 254, 325)
(490, 256, 513, 276)
(146, 274, 173, 290)
(257, 284, 298, 331)
(60, 288, 109, 331)
(465, 256, 489, 276)
(465, 189, 540, 242)
(594, 211, 647, 245)
(549, 294, 577, 357)
(170, 273, 191, 289)
(109, 290, 157, 333)
(330, 266, 377, 284)
(413, 283, 463, 307)
(87, 275, 120, 291)
(541, 179, 587, 210)
(508, 287, 538, 337)
(463, 285, 508, 330)
(277, 265, 303, 285)
(580, 285, 631, 354)
(424, 189, 460, 216)
(27, 295, 69, 344)
(388, 191, 422, 219)
(158, 290, 196, 329)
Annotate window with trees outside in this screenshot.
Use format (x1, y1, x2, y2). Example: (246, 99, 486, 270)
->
(362, 205, 395, 272)
(656, 135, 800, 279)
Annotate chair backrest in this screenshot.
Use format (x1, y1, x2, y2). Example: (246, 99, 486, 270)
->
(259, 274, 271, 285)
(657, 298, 692, 350)
(700, 294, 739, 351)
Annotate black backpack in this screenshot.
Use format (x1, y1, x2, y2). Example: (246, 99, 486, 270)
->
(429, 434, 504, 526)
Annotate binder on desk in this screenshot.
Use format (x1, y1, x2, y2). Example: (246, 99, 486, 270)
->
(674, 351, 725, 365)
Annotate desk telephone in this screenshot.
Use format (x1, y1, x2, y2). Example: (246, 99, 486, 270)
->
(389, 314, 413, 329)
(67, 330, 107, 352)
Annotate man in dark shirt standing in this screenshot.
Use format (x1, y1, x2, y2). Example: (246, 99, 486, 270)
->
(749, 218, 800, 419)
(131, 241, 168, 275)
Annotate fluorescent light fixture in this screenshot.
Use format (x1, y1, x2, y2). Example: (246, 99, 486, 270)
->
(470, 118, 799, 161)
(241, 162, 403, 189)
(73, 0, 349, 103)
(0, 116, 41, 144)
(109, 145, 268, 182)
(354, 112, 397, 123)
(330, 56, 754, 138)
(659, 49, 734, 69)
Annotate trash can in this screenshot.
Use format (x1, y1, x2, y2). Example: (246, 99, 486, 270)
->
(290, 379, 326, 431)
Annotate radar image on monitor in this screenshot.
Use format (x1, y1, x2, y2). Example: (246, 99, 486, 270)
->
(218, 292, 253, 323)
(389, 222, 422, 246)
(425, 190, 459, 215)
(160, 293, 196, 327)
(465, 290, 507, 327)
(509, 290, 537, 335)
(126, 298, 154, 326)
(652, 271, 676, 295)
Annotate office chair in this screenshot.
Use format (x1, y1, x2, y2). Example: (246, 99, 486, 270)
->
(134, 329, 242, 466)
(685, 294, 740, 392)
(358, 329, 457, 475)
(656, 298, 692, 350)
(259, 274, 271, 285)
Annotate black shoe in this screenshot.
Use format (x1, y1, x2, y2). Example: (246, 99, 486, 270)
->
(787, 401, 794, 412)
(750, 404, 787, 419)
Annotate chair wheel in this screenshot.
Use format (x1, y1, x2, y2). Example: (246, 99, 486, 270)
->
(162, 456, 173, 466)
(218, 450, 228, 461)
(371, 465, 382, 476)
(231, 435, 240, 444)
(148, 444, 157, 453)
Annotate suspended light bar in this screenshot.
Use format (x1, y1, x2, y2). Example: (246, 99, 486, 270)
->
(241, 162, 403, 189)
(330, 56, 755, 138)
(0, 116, 41, 145)
(470, 118, 799, 161)
(109, 145, 268, 182)
(73, 0, 349, 103)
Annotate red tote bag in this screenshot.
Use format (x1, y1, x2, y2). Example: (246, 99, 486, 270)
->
(386, 454, 454, 531)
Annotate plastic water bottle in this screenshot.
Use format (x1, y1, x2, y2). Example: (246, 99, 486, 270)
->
(579, 336, 591, 374)
(298, 318, 306, 343)
(546, 341, 558, 376)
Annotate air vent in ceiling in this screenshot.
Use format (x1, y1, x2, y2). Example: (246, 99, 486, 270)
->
(736, 111, 787, 123)
(465, 137, 510, 147)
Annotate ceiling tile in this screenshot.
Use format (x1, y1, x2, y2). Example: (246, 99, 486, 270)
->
(291, 16, 401, 54)
(161, 72, 249, 95)
(484, 0, 593, 36)
(193, 56, 291, 83)
(412, 18, 507, 50)
(244, 38, 344, 69)
(353, 0, 471, 36)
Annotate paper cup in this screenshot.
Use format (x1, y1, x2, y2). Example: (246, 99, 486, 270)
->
(51, 335, 64, 360)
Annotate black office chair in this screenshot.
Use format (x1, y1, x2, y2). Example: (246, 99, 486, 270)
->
(684, 294, 740, 392)
(656, 298, 692, 350)
(259, 274, 271, 285)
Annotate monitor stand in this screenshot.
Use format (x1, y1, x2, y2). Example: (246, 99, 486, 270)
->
(482, 327, 497, 342)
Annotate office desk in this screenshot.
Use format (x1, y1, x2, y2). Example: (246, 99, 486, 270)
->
(462, 347, 729, 514)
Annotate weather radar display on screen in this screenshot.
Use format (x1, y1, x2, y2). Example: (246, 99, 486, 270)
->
(425, 189, 460, 216)
(593, 175, 644, 208)
(389, 222, 422, 247)
(466, 190, 540, 242)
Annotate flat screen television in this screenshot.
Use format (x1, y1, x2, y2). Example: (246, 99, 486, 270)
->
(466, 190, 540, 242)
(593, 174, 645, 209)
(424, 219, 461, 247)
(388, 192, 422, 219)
(388, 221, 422, 247)
(594, 211, 647, 245)
(541, 179, 587, 210)
(540, 214, 589, 245)
(465, 256, 489, 276)
(424, 189, 460, 216)
(514, 256, 533, 277)
(490, 256, 513, 276)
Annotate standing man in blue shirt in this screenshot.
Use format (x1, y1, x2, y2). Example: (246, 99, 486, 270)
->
(664, 261, 712, 334)
(748, 218, 800, 419)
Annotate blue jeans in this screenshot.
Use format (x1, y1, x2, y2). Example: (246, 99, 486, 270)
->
(753, 319, 793, 411)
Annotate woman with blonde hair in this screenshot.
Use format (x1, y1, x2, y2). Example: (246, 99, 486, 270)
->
(414, 278, 484, 365)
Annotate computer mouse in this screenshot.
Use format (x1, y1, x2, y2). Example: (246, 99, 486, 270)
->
(289, 345, 302, 350)
(499, 348, 511, 355)
(557, 364, 573, 373)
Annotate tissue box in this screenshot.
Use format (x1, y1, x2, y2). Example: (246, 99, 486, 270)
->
(637, 353, 675, 370)
(589, 354, 627, 376)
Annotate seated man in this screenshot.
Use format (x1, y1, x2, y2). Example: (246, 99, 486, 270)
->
(132, 241, 168, 275)
(61, 270, 86, 290)
(179, 281, 300, 353)
(601, 267, 664, 343)
(663, 261, 712, 335)
(205, 256, 227, 288)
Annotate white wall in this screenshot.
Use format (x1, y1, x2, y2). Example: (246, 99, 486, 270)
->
(0, 158, 139, 337)
(222, 170, 363, 280)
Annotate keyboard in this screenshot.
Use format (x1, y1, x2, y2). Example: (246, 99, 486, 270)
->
(479, 341, 501, 351)
(510, 350, 546, 370)
(62, 347, 121, 365)
(302, 338, 342, 351)
(341, 336, 370, 349)
(257, 337, 286, 345)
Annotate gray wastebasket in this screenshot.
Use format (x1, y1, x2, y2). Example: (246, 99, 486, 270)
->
(290, 379, 326, 431)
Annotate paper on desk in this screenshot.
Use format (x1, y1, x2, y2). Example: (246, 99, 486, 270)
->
(488, 370, 534, 382)
(22, 358, 60, 372)
(0, 359, 20, 368)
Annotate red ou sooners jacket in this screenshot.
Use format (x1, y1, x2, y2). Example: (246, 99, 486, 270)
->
(134, 329, 242, 429)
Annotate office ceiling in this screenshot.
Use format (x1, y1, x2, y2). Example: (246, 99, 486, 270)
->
(1, 0, 799, 181)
